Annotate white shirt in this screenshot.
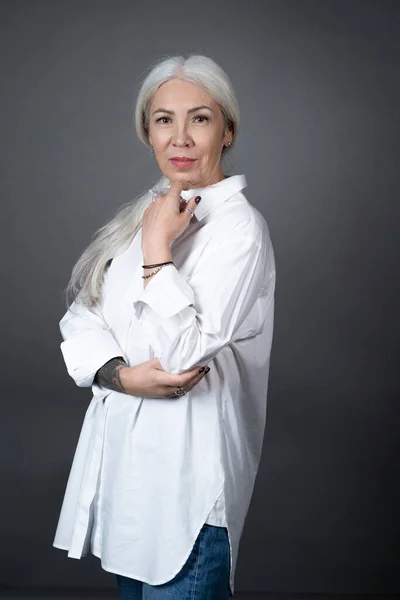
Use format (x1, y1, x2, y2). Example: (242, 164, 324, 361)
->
(53, 174, 276, 596)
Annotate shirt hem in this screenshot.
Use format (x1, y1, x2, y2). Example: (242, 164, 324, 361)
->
(54, 489, 234, 594)
(89, 484, 227, 587)
(53, 541, 85, 558)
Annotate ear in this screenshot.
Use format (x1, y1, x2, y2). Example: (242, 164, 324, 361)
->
(225, 134, 233, 146)
(223, 120, 234, 145)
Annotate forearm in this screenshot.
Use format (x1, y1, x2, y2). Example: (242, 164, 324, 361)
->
(94, 356, 128, 393)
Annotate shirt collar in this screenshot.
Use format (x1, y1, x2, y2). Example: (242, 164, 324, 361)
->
(167, 174, 247, 221)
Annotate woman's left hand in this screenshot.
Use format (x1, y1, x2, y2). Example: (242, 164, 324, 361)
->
(142, 180, 201, 247)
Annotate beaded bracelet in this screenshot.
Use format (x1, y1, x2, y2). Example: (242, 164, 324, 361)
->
(142, 266, 162, 279)
(141, 262, 174, 280)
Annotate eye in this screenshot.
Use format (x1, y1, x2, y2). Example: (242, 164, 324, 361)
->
(154, 115, 210, 124)
(194, 115, 209, 123)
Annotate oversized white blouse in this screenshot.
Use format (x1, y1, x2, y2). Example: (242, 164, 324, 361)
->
(53, 174, 276, 596)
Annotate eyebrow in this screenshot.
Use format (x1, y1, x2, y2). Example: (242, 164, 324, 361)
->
(151, 105, 213, 116)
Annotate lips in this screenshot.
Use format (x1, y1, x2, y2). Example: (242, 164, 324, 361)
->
(170, 158, 197, 167)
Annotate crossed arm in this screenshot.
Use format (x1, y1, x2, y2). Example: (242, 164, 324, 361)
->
(131, 224, 275, 373)
(59, 219, 275, 389)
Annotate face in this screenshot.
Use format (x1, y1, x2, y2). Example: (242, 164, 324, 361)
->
(147, 78, 233, 189)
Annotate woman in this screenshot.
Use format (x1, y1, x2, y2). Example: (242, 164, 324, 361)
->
(53, 54, 276, 599)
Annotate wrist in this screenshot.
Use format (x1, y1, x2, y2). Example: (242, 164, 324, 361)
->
(119, 365, 135, 396)
(142, 241, 172, 267)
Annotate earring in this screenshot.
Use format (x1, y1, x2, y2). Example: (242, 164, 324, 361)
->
(226, 141, 232, 147)
(149, 144, 154, 155)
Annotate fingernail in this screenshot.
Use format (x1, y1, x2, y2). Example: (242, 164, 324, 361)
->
(205, 367, 210, 373)
(195, 196, 202, 203)
(199, 366, 205, 373)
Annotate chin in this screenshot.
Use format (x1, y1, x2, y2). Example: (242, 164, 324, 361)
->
(166, 171, 196, 186)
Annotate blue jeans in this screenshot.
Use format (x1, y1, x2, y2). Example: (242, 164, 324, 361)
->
(116, 523, 231, 599)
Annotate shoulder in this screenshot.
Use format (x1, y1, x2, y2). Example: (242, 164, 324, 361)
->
(216, 189, 273, 250)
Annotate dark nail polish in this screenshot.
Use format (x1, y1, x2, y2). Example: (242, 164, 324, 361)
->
(205, 367, 210, 373)
(199, 366, 205, 373)
(195, 196, 202, 203)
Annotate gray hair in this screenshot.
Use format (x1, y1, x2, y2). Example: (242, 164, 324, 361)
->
(64, 54, 240, 309)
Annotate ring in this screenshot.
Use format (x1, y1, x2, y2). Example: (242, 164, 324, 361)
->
(174, 386, 187, 396)
(183, 207, 194, 217)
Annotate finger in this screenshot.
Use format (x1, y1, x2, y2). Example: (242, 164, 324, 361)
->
(181, 194, 201, 220)
(164, 368, 207, 396)
(160, 367, 196, 387)
(181, 370, 205, 389)
(179, 196, 201, 225)
(163, 381, 197, 397)
(163, 364, 209, 394)
(168, 180, 185, 199)
(179, 199, 193, 215)
(171, 366, 207, 387)
(189, 369, 208, 387)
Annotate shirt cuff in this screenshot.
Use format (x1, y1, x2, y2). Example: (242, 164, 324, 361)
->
(60, 329, 127, 387)
(132, 264, 194, 321)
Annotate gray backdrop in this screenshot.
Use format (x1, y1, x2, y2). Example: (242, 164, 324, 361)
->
(1, 0, 399, 594)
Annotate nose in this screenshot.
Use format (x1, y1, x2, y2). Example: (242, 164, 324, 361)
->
(171, 122, 192, 147)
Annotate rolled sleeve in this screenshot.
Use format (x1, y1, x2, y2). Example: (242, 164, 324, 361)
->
(59, 297, 127, 388)
(132, 223, 275, 374)
(133, 264, 194, 320)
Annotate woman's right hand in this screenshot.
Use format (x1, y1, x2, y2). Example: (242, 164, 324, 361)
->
(119, 358, 210, 399)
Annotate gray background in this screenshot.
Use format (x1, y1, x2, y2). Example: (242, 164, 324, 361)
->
(1, 0, 399, 595)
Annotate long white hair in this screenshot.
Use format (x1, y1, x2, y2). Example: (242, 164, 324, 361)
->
(64, 54, 240, 308)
